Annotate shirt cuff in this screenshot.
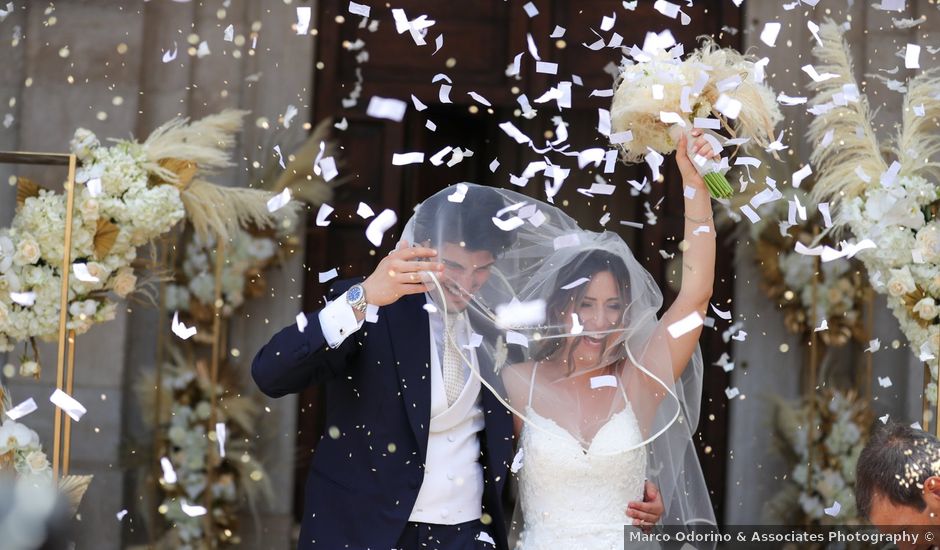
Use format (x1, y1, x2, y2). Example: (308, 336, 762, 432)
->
(319, 291, 364, 348)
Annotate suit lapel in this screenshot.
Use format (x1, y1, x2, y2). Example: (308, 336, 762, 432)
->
(386, 294, 432, 462)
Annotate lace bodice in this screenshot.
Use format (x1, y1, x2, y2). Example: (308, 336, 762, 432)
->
(515, 365, 649, 550)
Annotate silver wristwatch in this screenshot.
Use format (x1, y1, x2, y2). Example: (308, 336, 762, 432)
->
(346, 283, 368, 313)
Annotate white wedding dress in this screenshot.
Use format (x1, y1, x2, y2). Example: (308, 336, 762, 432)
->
(515, 365, 649, 550)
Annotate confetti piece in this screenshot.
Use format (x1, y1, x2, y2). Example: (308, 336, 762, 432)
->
(365, 209, 397, 247)
(296, 312, 308, 333)
(806, 20, 822, 46)
(802, 64, 838, 82)
(223, 24, 234, 42)
(411, 94, 428, 111)
(878, 376, 893, 388)
(495, 299, 546, 328)
(160, 457, 177, 484)
(492, 216, 524, 231)
(49, 389, 87, 422)
(172, 312, 197, 340)
(477, 532, 496, 546)
(866, 339, 881, 353)
(215, 422, 228, 459)
(10, 291, 35, 307)
(880, 414, 890, 424)
(73, 263, 100, 283)
(468, 91, 492, 107)
(791, 164, 812, 188)
(653, 0, 680, 18)
(316, 203, 333, 227)
(86, 177, 102, 197)
(536, 61, 558, 75)
(692, 225, 711, 236)
(819, 203, 832, 227)
(266, 188, 291, 213)
(759, 22, 781, 47)
(561, 277, 591, 290)
(365, 304, 379, 323)
(824, 501, 841, 517)
(550, 25, 565, 38)
(725, 387, 740, 399)
(553, 233, 581, 250)
(318, 268, 338, 283)
(366, 96, 407, 122)
(439, 84, 452, 103)
(590, 375, 618, 389)
(296, 7, 312, 34)
(610, 130, 632, 144)
(499, 121, 532, 145)
(464, 332, 483, 350)
(196, 40, 210, 58)
(181, 500, 207, 518)
(282, 104, 298, 128)
(667, 312, 704, 338)
(873, 0, 905, 11)
(506, 330, 529, 347)
(740, 204, 760, 223)
(319, 156, 338, 182)
(357, 202, 375, 219)
(570, 313, 583, 335)
(349, 1, 371, 17)
(710, 304, 732, 320)
(523, 1, 538, 17)
(447, 183, 468, 203)
(601, 13, 616, 31)
(510, 448, 524, 473)
(777, 93, 807, 106)
(162, 41, 178, 63)
(116, 510, 128, 521)
(715, 94, 742, 119)
(392, 152, 425, 165)
(905, 44, 921, 69)
(814, 319, 828, 332)
(5, 398, 37, 421)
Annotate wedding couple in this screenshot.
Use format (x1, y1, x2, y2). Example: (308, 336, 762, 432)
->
(251, 131, 718, 550)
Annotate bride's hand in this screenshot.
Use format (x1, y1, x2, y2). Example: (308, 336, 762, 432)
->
(625, 480, 664, 534)
(675, 130, 720, 190)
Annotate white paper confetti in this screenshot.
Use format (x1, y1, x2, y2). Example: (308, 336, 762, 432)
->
(318, 268, 338, 283)
(216, 421, 227, 458)
(72, 263, 100, 283)
(447, 183, 468, 203)
(223, 24, 234, 42)
(296, 7, 312, 34)
(181, 500, 208, 518)
(510, 448, 524, 473)
(725, 387, 741, 399)
(116, 510, 128, 521)
(714, 94, 742, 119)
(160, 457, 177, 484)
(296, 312, 308, 333)
(523, 2, 538, 17)
(824, 501, 841, 517)
(880, 414, 890, 424)
(172, 311, 197, 340)
(759, 22, 781, 47)
(496, 299, 546, 328)
(590, 375, 618, 389)
(570, 312, 583, 335)
(553, 233, 581, 250)
(10, 291, 36, 307)
(561, 277, 591, 290)
(5, 398, 37, 421)
(316, 203, 333, 227)
(357, 202, 376, 219)
(162, 41, 178, 63)
(49, 389, 87, 422)
(878, 376, 893, 388)
(392, 152, 425, 165)
(266, 188, 292, 213)
(792, 164, 812, 188)
(365, 209, 397, 247)
(349, 1, 371, 18)
(905, 44, 921, 69)
(667, 312, 704, 338)
(367, 96, 408, 122)
(506, 330, 529, 348)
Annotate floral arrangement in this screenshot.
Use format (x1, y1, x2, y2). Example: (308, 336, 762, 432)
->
(749, 194, 869, 347)
(138, 346, 271, 549)
(766, 389, 871, 526)
(806, 20, 940, 403)
(610, 36, 782, 198)
(0, 110, 290, 377)
(0, 381, 92, 514)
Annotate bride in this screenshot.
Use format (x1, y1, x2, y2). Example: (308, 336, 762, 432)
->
(496, 131, 718, 548)
(402, 130, 718, 549)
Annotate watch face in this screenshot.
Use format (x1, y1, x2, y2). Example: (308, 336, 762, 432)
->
(348, 285, 363, 302)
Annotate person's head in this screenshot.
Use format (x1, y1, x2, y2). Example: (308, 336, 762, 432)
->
(857, 422, 940, 548)
(413, 184, 515, 312)
(533, 248, 632, 374)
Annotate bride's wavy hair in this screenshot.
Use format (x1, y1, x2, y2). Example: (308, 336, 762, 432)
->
(532, 249, 632, 376)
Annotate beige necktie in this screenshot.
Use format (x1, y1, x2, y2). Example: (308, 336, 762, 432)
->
(442, 313, 466, 406)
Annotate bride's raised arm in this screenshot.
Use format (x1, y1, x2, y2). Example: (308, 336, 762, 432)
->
(646, 130, 718, 383)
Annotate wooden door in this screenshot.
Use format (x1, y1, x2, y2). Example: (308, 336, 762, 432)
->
(301, 0, 741, 523)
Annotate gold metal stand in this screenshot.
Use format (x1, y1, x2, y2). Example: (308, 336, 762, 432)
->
(0, 151, 78, 480)
(204, 239, 226, 547)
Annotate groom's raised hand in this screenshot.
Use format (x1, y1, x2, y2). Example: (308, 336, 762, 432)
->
(361, 240, 444, 310)
(625, 480, 664, 534)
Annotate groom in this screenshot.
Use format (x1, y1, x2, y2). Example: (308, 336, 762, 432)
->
(252, 185, 516, 549)
(252, 184, 664, 549)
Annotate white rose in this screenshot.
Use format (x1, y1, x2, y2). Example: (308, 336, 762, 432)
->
(111, 267, 137, 298)
(18, 360, 39, 378)
(69, 128, 100, 162)
(887, 267, 917, 297)
(25, 450, 49, 475)
(914, 297, 939, 321)
(13, 236, 41, 266)
(916, 223, 940, 263)
(0, 235, 14, 273)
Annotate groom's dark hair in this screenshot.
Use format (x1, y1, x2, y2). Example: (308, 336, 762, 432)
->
(413, 184, 516, 257)
(856, 422, 940, 518)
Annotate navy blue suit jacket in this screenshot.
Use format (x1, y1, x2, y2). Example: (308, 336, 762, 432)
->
(251, 278, 515, 550)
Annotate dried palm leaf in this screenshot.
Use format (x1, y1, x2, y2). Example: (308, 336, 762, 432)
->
(58, 474, 94, 516)
(142, 109, 248, 184)
(93, 218, 119, 259)
(16, 176, 42, 208)
(270, 117, 336, 206)
(180, 179, 299, 242)
(807, 20, 887, 208)
(893, 67, 940, 184)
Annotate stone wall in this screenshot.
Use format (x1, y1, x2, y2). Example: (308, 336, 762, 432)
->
(0, 1, 316, 547)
